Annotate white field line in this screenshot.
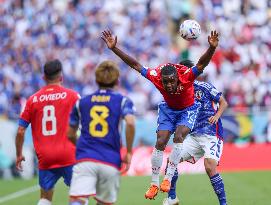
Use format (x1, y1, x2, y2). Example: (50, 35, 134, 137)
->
(0, 185, 39, 204)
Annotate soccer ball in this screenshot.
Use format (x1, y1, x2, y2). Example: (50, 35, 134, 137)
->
(179, 20, 201, 41)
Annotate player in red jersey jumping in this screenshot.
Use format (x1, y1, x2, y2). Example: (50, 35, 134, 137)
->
(102, 30, 219, 199)
(15, 59, 80, 205)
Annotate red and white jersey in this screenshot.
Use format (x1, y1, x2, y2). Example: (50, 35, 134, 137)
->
(141, 63, 201, 110)
(19, 84, 79, 169)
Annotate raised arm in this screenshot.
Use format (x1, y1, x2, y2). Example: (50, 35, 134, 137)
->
(196, 30, 219, 72)
(101, 30, 143, 73)
(209, 95, 228, 124)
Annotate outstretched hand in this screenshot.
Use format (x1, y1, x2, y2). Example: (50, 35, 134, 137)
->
(208, 115, 219, 124)
(208, 30, 219, 49)
(101, 30, 117, 49)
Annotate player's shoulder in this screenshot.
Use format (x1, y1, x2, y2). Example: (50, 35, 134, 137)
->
(194, 80, 214, 90)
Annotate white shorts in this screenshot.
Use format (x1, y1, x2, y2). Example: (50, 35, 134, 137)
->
(69, 161, 120, 204)
(181, 133, 223, 164)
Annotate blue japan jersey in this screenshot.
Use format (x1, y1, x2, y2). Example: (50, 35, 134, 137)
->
(192, 81, 223, 139)
(69, 89, 135, 169)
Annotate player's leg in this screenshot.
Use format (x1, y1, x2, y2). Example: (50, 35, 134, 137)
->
(69, 162, 97, 205)
(94, 163, 120, 205)
(162, 159, 180, 205)
(145, 130, 171, 199)
(161, 102, 200, 192)
(161, 126, 190, 192)
(163, 135, 202, 205)
(145, 103, 174, 199)
(38, 189, 53, 205)
(37, 168, 61, 205)
(201, 136, 227, 205)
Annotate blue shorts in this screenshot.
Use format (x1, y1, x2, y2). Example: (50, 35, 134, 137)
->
(157, 102, 200, 134)
(39, 165, 73, 191)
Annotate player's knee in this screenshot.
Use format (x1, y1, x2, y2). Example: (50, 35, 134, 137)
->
(204, 160, 217, 176)
(174, 131, 188, 143)
(155, 138, 167, 150)
(173, 136, 184, 143)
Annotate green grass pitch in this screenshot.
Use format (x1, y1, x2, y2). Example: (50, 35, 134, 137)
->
(0, 171, 271, 205)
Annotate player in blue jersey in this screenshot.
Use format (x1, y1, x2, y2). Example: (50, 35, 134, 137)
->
(162, 60, 228, 205)
(67, 60, 136, 205)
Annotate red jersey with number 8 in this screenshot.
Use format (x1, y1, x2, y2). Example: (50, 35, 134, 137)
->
(20, 85, 79, 169)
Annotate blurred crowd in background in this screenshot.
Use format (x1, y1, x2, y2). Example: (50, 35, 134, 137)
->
(0, 0, 271, 119)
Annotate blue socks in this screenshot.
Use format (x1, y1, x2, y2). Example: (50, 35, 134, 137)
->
(210, 173, 227, 205)
(168, 168, 178, 199)
(166, 164, 227, 205)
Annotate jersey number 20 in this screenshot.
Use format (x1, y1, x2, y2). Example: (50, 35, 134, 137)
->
(42, 105, 57, 136)
(89, 105, 109, 138)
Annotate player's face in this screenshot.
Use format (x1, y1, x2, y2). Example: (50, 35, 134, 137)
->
(162, 74, 178, 93)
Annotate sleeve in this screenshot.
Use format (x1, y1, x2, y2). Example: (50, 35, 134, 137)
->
(208, 85, 222, 103)
(184, 66, 202, 82)
(19, 98, 32, 128)
(121, 97, 136, 118)
(69, 100, 80, 127)
(140, 66, 159, 83)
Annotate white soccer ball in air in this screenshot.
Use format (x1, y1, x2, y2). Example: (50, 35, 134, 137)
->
(179, 20, 201, 41)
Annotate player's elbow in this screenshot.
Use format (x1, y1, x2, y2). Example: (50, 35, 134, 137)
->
(125, 114, 135, 127)
(17, 126, 26, 137)
(224, 100, 228, 108)
(221, 96, 229, 108)
(195, 63, 205, 72)
(220, 96, 228, 108)
(133, 63, 143, 73)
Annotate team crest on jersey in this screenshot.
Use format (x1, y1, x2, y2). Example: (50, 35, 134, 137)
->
(195, 90, 203, 100)
(179, 85, 184, 91)
(150, 70, 157, 76)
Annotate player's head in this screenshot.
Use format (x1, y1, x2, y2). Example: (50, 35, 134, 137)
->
(179, 59, 194, 68)
(43, 59, 63, 84)
(95, 60, 120, 88)
(161, 65, 178, 93)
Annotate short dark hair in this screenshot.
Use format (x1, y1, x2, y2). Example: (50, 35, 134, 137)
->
(95, 60, 120, 88)
(43, 59, 62, 80)
(161, 65, 177, 76)
(179, 59, 194, 68)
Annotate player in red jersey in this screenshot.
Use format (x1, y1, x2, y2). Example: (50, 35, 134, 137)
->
(15, 59, 80, 205)
(102, 30, 219, 199)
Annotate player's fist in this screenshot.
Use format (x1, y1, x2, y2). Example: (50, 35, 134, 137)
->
(16, 155, 25, 171)
(208, 115, 219, 124)
(121, 152, 132, 174)
(208, 30, 219, 49)
(101, 30, 117, 49)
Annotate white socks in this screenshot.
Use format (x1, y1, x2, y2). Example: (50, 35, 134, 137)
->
(165, 143, 183, 181)
(37, 198, 52, 205)
(151, 148, 164, 186)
